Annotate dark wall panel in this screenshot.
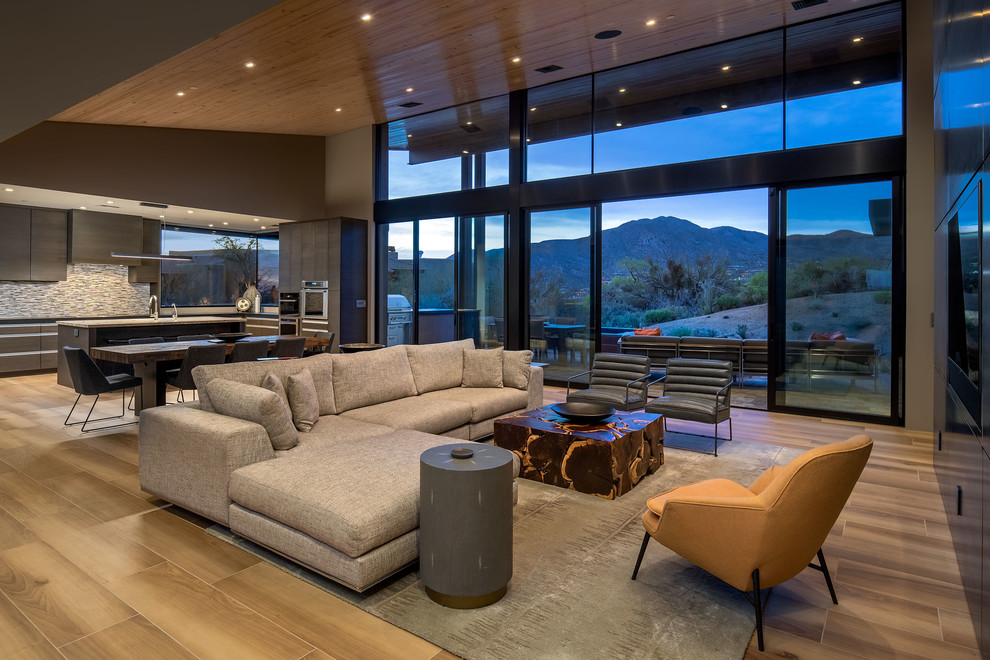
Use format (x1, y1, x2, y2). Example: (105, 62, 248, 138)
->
(0, 121, 326, 221)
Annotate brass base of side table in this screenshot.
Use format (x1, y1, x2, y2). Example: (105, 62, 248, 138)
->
(425, 585, 507, 609)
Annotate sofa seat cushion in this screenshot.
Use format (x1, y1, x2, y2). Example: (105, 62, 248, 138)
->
(422, 388, 528, 423)
(340, 396, 473, 434)
(229, 430, 446, 558)
(281, 415, 395, 456)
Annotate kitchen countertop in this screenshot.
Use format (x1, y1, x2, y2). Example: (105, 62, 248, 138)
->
(57, 316, 243, 328)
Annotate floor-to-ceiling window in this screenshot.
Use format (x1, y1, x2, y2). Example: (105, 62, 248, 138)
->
(775, 180, 898, 418)
(374, 3, 905, 423)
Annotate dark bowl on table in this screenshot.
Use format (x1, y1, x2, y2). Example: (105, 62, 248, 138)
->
(551, 402, 616, 424)
(210, 332, 252, 343)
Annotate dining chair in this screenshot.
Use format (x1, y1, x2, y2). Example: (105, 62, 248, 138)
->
(304, 330, 335, 356)
(165, 343, 227, 402)
(229, 339, 270, 362)
(62, 347, 143, 432)
(272, 336, 307, 358)
(631, 434, 873, 652)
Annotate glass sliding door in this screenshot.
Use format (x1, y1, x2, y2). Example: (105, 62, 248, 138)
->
(458, 215, 505, 348)
(417, 218, 457, 344)
(529, 207, 594, 382)
(601, 190, 770, 408)
(775, 181, 898, 419)
(384, 222, 416, 346)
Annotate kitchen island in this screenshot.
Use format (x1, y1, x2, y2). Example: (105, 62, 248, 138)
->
(56, 316, 245, 388)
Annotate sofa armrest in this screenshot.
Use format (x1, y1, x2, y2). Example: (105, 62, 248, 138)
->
(527, 365, 544, 411)
(138, 405, 275, 525)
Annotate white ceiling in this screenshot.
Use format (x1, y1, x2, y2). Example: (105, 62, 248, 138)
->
(0, 183, 290, 233)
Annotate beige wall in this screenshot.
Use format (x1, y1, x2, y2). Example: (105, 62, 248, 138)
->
(325, 125, 376, 341)
(0, 122, 326, 221)
(904, 0, 935, 432)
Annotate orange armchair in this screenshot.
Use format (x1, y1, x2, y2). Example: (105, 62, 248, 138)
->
(631, 434, 873, 651)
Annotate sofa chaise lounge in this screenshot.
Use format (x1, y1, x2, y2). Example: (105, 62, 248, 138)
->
(139, 339, 542, 591)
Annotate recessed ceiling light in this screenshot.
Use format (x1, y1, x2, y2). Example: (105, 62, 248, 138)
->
(616, 122, 622, 127)
(721, 104, 728, 109)
(260, 226, 266, 229)
(176, 91, 185, 96)
(619, 88, 626, 93)
(511, 57, 521, 63)
(666, 14, 675, 19)
(3, 188, 12, 192)
(852, 80, 861, 85)
(159, 214, 165, 218)
(466, 121, 472, 125)
(79, 206, 87, 209)
(646, 19, 656, 26)
(223, 221, 229, 225)
(526, 138, 531, 142)
(462, 150, 469, 154)
(361, 13, 372, 21)
(407, 134, 412, 138)
(245, 62, 255, 68)
(852, 37, 863, 42)
(209, 224, 214, 227)
(106, 200, 114, 204)
(530, 107, 537, 111)
(253, 218, 259, 222)
(335, 107, 342, 112)
(406, 87, 414, 93)
(721, 65, 731, 71)
(187, 210, 194, 214)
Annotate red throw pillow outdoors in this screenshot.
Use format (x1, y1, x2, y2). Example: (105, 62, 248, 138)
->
(829, 331, 847, 341)
(634, 328, 662, 336)
(809, 331, 831, 341)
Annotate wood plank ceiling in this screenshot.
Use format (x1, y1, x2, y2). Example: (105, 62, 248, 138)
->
(52, 0, 889, 137)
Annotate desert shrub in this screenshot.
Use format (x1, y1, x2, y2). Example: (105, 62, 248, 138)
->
(849, 317, 872, 331)
(694, 327, 719, 337)
(736, 324, 749, 339)
(873, 290, 892, 304)
(713, 294, 741, 312)
(669, 326, 694, 337)
(790, 321, 804, 332)
(605, 310, 642, 328)
(644, 308, 677, 324)
(831, 311, 839, 317)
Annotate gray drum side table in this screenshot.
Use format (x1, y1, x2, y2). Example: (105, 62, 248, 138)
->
(419, 443, 514, 608)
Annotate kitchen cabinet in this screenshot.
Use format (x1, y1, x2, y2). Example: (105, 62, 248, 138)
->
(0, 205, 31, 280)
(0, 206, 67, 282)
(29, 210, 67, 281)
(129, 218, 162, 283)
(278, 217, 368, 343)
(68, 209, 142, 265)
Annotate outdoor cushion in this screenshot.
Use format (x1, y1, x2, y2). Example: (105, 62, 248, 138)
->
(406, 339, 475, 394)
(287, 369, 320, 432)
(339, 395, 473, 434)
(502, 350, 532, 389)
(422, 387, 529, 423)
(463, 347, 504, 388)
(206, 378, 298, 450)
(332, 345, 418, 412)
(634, 328, 662, 336)
(229, 430, 447, 558)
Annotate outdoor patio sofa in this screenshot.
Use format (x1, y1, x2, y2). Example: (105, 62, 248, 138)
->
(618, 333, 878, 386)
(138, 339, 542, 591)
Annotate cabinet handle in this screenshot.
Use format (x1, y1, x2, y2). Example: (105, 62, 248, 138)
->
(957, 485, 962, 516)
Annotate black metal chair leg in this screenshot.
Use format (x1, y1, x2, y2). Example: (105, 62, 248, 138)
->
(728, 416, 733, 441)
(64, 393, 83, 426)
(752, 568, 765, 652)
(809, 548, 838, 604)
(631, 532, 651, 580)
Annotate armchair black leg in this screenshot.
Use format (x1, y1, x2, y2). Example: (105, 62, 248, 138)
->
(808, 548, 838, 604)
(631, 532, 651, 580)
(752, 569, 764, 651)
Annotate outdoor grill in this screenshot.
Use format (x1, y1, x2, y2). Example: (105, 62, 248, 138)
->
(387, 294, 413, 346)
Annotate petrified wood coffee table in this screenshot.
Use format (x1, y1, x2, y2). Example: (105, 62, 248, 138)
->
(493, 406, 663, 499)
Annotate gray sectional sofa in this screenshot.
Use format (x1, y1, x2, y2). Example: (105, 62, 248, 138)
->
(138, 339, 542, 591)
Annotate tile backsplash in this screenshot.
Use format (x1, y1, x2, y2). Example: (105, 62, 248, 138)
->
(0, 264, 150, 319)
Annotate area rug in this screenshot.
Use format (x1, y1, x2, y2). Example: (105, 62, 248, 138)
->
(207, 434, 800, 660)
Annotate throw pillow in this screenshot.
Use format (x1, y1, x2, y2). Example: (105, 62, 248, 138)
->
(502, 350, 532, 389)
(286, 369, 320, 432)
(206, 377, 298, 450)
(634, 328, 662, 336)
(260, 371, 288, 404)
(462, 347, 504, 388)
(829, 331, 847, 341)
(809, 331, 831, 341)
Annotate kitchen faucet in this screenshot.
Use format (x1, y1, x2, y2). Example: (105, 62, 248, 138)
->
(149, 295, 158, 320)
(171, 303, 178, 320)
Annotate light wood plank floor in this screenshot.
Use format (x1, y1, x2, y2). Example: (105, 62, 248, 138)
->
(0, 373, 977, 659)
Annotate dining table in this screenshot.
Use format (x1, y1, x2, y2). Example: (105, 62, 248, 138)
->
(89, 335, 330, 412)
